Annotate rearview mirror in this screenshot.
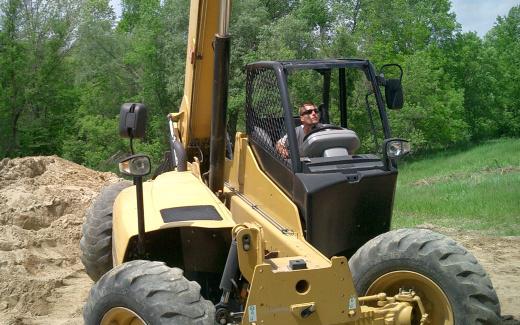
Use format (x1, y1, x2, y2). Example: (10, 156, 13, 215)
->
(119, 103, 147, 138)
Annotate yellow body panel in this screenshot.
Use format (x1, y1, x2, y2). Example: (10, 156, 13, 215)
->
(112, 171, 236, 265)
(225, 133, 303, 235)
(243, 258, 360, 325)
(230, 198, 331, 275)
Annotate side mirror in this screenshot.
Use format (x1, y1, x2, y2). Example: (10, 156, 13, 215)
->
(384, 79, 404, 109)
(379, 64, 404, 110)
(119, 103, 147, 138)
(382, 138, 410, 170)
(119, 154, 151, 177)
(383, 138, 410, 159)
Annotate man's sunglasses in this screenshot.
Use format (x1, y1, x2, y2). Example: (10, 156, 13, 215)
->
(300, 108, 319, 116)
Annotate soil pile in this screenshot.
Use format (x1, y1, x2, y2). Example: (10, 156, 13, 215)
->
(0, 156, 518, 324)
(0, 156, 120, 324)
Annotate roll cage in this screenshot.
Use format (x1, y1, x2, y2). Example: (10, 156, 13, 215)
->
(245, 59, 392, 173)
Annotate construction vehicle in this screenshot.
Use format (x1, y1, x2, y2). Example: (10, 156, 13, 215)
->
(80, 1, 501, 324)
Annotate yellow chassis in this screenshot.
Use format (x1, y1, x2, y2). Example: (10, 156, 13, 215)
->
(111, 133, 424, 324)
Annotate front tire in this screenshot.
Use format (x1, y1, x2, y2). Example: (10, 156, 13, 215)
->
(80, 181, 132, 281)
(83, 260, 215, 325)
(349, 228, 501, 325)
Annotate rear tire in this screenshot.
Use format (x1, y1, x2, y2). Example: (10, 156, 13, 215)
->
(80, 181, 132, 281)
(348, 228, 501, 325)
(83, 260, 215, 325)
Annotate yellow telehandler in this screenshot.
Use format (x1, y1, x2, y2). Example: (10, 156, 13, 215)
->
(80, 1, 501, 324)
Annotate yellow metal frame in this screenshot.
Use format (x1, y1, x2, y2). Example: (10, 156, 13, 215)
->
(111, 133, 420, 324)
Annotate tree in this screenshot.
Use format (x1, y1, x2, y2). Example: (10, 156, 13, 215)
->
(2, 0, 516, 167)
(353, 0, 459, 63)
(440, 32, 502, 140)
(63, 0, 192, 170)
(485, 5, 520, 137)
(389, 49, 469, 150)
(0, 0, 26, 156)
(0, 0, 80, 158)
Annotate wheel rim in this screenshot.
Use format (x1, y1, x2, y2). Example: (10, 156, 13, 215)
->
(101, 307, 146, 325)
(365, 271, 454, 325)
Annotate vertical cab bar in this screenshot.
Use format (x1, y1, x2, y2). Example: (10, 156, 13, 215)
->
(339, 68, 347, 128)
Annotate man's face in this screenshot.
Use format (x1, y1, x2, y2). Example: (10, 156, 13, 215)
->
(300, 104, 320, 126)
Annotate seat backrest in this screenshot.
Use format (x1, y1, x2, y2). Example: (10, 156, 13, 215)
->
(301, 129, 360, 157)
(251, 126, 273, 147)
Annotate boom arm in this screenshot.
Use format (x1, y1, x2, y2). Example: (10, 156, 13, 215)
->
(173, 0, 231, 158)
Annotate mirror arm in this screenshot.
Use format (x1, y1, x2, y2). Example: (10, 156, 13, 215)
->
(376, 75, 386, 87)
(135, 175, 146, 256)
(129, 137, 135, 155)
(379, 63, 403, 81)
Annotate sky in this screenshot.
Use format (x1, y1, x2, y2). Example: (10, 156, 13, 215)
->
(451, 0, 520, 36)
(109, 0, 520, 37)
(109, 0, 122, 18)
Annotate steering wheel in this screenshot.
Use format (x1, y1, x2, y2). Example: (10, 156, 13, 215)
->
(303, 125, 344, 142)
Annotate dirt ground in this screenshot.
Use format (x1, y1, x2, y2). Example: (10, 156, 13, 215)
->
(0, 156, 518, 324)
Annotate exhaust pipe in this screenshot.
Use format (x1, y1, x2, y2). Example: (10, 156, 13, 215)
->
(209, 0, 231, 193)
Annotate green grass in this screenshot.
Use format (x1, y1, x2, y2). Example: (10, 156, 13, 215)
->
(392, 138, 520, 236)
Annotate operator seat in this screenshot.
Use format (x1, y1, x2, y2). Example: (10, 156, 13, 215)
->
(252, 126, 273, 147)
(301, 128, 360, 158)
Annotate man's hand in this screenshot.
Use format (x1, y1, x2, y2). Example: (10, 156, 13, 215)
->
(275, 140, 289, 159)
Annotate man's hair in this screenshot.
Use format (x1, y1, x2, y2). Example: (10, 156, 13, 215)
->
(299, 102, 316, 115)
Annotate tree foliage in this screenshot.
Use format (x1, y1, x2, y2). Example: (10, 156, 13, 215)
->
(0, 0, 518, 169)
(0, 0, 80, 157)
(485, 6, 520, 137)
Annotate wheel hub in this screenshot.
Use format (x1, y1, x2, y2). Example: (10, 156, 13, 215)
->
(366, 271, 454, 325)
(101, 307, 146, 325)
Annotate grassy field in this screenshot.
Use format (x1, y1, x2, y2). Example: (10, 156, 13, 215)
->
(392, 138, 520, 236)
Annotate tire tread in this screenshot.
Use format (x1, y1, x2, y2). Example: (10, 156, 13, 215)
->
(83, 260, 215, 325)
(80, 181, 132, 281)
(349, 228, 501, 325)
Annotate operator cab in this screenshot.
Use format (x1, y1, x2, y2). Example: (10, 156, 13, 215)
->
(244, 59, 409, 258)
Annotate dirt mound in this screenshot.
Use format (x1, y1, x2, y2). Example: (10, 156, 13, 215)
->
(0, 156, 120, 324)
(0, 156, 518, 324)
